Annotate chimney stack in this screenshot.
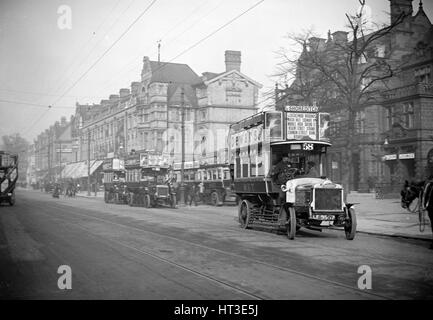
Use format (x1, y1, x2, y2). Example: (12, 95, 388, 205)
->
(389, 0, 413, 24)
(331, 31, 348, 44)
(225, 50, 241, 72)
(109, 94, 119, 103)
(119, 88, 130, 98)
(308, 37, 327, 51)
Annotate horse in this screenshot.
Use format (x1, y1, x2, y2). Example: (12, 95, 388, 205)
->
(400, 180, 433, 249)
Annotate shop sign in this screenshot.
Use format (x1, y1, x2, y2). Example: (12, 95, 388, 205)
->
(399, 153, 415, 159)
(382, 154, 397, 161)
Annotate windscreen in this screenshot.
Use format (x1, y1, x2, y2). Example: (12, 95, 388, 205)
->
(271, 143, 327, 177)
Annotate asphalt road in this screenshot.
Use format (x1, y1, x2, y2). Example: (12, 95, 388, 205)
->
(0, 189, 432, 300)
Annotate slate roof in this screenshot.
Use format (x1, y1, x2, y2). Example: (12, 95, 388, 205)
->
(149, 61, 201, 85)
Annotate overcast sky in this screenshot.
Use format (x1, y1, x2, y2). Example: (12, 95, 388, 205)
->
(0, 0, 431, 142)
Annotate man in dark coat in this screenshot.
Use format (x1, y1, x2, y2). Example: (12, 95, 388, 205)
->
(272, 156, 294, 185)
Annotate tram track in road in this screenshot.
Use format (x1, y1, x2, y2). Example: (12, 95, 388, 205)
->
(52, 193, 433, 270)
(26, 199, 399, 300)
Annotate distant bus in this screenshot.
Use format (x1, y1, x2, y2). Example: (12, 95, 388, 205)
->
(0, 151, 18, 206)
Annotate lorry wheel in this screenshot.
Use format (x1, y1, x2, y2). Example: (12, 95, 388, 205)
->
(287, 207, 297, 240)
(211, 192, 221, 206)
(8, 191, 15, 206)
(345, 207, 357, 240)
(238, 200, 252, 229)
(144, 194, 151, 208)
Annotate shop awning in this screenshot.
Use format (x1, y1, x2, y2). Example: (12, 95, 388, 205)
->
(61, 160, 103, 179)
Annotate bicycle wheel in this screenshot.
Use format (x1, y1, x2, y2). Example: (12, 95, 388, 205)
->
(419, 208, 426, 232)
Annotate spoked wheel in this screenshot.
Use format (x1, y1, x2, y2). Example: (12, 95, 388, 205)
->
(345, 207, 357, 240)
(211, 192, 221, 206)
(418, 207, 427, 232)
(238, 200, 252, 229)
(286, 207, 297, 240)
(143, 194, 151, 208)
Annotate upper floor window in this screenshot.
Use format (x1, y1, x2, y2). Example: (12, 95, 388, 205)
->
(375, 44, 386, 58)
(200, 109, 207, 121)
(386, 106, 394, 130)
(355, 111, 365, 134)
(402, 102, 414, 128)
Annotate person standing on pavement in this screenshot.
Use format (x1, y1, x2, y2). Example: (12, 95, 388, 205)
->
(188, 183, 198, 206)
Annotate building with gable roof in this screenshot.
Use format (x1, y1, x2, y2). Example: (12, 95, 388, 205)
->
(275, 0, 433, 193)
(72, 50, 262, 169)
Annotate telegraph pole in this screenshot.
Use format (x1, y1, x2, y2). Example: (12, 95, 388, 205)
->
(180, 85, 185, 205)
(87, 129, 91, 196)
(59, 140, 62, 181)
(47, 133, 51, 182)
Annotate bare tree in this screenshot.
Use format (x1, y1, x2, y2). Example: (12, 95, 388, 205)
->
(274, 0, 409, 194)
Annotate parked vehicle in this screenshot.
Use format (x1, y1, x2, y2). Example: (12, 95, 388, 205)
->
(173, 163, 238, 206)
(197, 164, 238, 206)
(0, 151, 18, 206)
(229, 107, 356, 240)
(102, 158, 127, 204)
(125, 151, 176, 208)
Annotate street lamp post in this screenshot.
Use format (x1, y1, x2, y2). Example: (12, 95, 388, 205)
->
(87, 129, 91, 196)
(59, 140, 62, 181)
(179, 85, 185, 205)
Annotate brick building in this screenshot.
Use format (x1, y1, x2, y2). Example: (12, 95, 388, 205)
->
(73, 50, 262, 167)
(34, 116, 74, 184)
(276, 0, 433, 193)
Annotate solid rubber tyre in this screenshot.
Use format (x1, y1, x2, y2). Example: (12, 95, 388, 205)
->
(345, 207, 357, 240)
(287, 207, 297, 240)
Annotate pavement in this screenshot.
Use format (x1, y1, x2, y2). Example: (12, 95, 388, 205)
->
(73, 190, 432, 241)
(348, 193, 431, 241)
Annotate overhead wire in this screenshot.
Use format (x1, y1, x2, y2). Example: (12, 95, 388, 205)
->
(25, 0, 265, 138)
(92, 0, 219, 98)
(47, 0, 123, 99)
(51, 0, 135, 99)
(95, 0, 263, 100)
(22, 0, 159, 137)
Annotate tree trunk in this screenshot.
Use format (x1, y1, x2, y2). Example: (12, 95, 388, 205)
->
(341, 106, 357, 203)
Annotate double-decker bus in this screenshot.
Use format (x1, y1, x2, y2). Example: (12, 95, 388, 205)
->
(102, 158, 127, 204)
(0, 151, 18, 206)
(125, 151, 176, 208)
(173, 161, 237, 206)
(229, 106, 356, 240)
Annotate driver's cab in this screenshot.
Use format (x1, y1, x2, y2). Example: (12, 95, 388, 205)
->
(270, 142, 328, 182)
